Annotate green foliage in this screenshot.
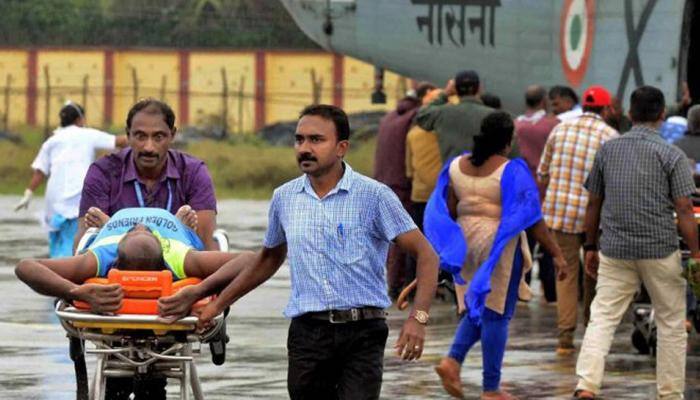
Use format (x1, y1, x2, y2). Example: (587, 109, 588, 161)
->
(0, 127, 377, 199)
(0, 0, 316, 48)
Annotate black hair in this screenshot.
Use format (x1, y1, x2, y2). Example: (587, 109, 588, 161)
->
(126, 98, 176, 132)
(115, 233, 165, 271)
(299, 104, 351, 141)
(481, 93, 502, 109)
(525, 86, 546, 108)
(456, 82, 479, 97)
(548, 85, 579, 104)
(687, 105, 700, 135)
(415, 82, 436, 100)
(470, 111, 514, 167)
(629, 86, 665, 123)
(582, 105, 605, 114)
(59, 102, 84, 127)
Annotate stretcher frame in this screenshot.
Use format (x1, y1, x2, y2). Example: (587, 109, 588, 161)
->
(56, 299, 224, 400)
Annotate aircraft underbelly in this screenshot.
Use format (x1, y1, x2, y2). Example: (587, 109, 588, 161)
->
(282, 0, 687, 111)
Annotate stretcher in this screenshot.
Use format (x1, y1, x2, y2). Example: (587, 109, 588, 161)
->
(56, 270, 224, 400)
(57, 227, 231, 400)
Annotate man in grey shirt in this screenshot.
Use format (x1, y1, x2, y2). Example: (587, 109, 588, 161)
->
(573, 86, 699, 400)
(674, 104, 700, 166)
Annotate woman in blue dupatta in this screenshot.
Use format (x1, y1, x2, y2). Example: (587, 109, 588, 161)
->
(430, 112, 567, 399)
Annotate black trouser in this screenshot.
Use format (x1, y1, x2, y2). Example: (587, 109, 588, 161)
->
(105, 375, 166, 399)
(287, 316, 389, 400)
(524, 231, 557, 302)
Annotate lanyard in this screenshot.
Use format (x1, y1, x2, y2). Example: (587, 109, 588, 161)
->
(134, 180, 172, 213)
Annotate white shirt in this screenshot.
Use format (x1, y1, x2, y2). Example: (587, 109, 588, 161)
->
(31, 125, 116, 223)
(556, 104, 583, 122)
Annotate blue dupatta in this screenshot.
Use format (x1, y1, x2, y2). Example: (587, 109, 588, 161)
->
(424, 157, 542, 324)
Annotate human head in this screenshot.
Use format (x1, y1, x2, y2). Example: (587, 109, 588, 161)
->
(548, 85, 579, 115)
(422, 88, 442, 105)
(455, 70, 480, 97)
(114, 225, 165, 271)
(629, 86, 665, 124)
(481, 93, 502, 109)
(687, 105, 700, 135)
(125, 99, 177, 173)
(295, 104, 350, 177)
(470, 111, 514, 167)
(524, 85, 547, 110)
(415, 82, 437, 102)
(604, 97, 625, 131)
(59, 101, 85, 127)
(581, 85, 612, 114)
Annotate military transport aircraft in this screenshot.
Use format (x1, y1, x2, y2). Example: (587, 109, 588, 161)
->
(280, 0, 699, 112)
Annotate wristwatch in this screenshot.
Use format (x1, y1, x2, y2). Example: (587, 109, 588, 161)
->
(410, 309, 430, 325)
(583, 243, 598, 252)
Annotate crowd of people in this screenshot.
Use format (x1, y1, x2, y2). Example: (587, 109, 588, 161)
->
(374, 70, 699, 400)
(11, 68, 700, 400)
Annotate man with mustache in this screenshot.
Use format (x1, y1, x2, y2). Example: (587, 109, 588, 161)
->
(190, 104, 439, 400)
(73, 98, 218, 399)
(75, 98, 218, 251)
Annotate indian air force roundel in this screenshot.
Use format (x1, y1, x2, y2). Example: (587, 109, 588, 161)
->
(560, 0, 596, 87)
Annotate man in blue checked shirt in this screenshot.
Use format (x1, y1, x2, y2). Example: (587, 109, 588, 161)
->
(197, 104, 439, 400)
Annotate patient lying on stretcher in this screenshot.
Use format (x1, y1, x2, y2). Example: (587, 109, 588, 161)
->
(15, 207, 255, 321)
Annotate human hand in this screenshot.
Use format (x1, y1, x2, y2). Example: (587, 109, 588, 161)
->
(681, 81, 692, 107)
(157, 285, 203, 323)
(444, 79, 457, 97)
(84, 207, 109, 228)
(70, 283, 123, 314)
(196, 301, 221, 332)
(585, 251, 599, 279)
(553, 255, 568, 281)
(14, 189, 33, 211)
(394, 318, 425, 361)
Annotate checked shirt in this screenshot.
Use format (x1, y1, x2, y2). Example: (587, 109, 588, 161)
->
(585, 125, 696, 259)
(538, 113, 618, 233)
(263, 163, 417, 318)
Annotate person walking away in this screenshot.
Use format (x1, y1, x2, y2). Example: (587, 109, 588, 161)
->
(428, 111, 567, 399)
(515, 85, 561, 303)
(537, 86, 619, 355)
(14, 102, 126, 257)
(416, 70, 493, 161)
(573, 85, 698, 400)
(549, 85, 582, 122)
(375, 82, 435, 299)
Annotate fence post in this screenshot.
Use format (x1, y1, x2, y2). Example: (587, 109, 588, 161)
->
(160, 75, 167, 102)
(43, 65, 51, 138)
(237, 75, 245, 135)
(82, 74, 89, 110)
(131, 66, 139, 104)
(310, 68, 323, 105)
(2, 74, 11, 132)
(220, 67, 229, 139)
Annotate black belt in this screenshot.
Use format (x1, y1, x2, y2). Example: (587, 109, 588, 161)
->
(302, 307, 386, 324)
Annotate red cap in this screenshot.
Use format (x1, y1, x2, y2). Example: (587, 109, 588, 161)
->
(582, 85, 612, 107)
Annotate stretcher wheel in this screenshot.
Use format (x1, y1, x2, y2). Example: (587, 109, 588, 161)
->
(209, 323, 229, 366)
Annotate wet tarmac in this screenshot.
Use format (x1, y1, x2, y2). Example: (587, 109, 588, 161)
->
(0, 197, 698, 399)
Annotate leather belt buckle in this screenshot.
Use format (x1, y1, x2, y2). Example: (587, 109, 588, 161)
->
(329, 310, 344, 324)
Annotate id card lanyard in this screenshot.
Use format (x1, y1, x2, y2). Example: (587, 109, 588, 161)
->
(134, 180, 172, 213)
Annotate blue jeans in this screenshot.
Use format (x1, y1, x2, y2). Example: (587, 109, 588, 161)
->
(447, 246, 523, 392)
(48, 215, 78, 258)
